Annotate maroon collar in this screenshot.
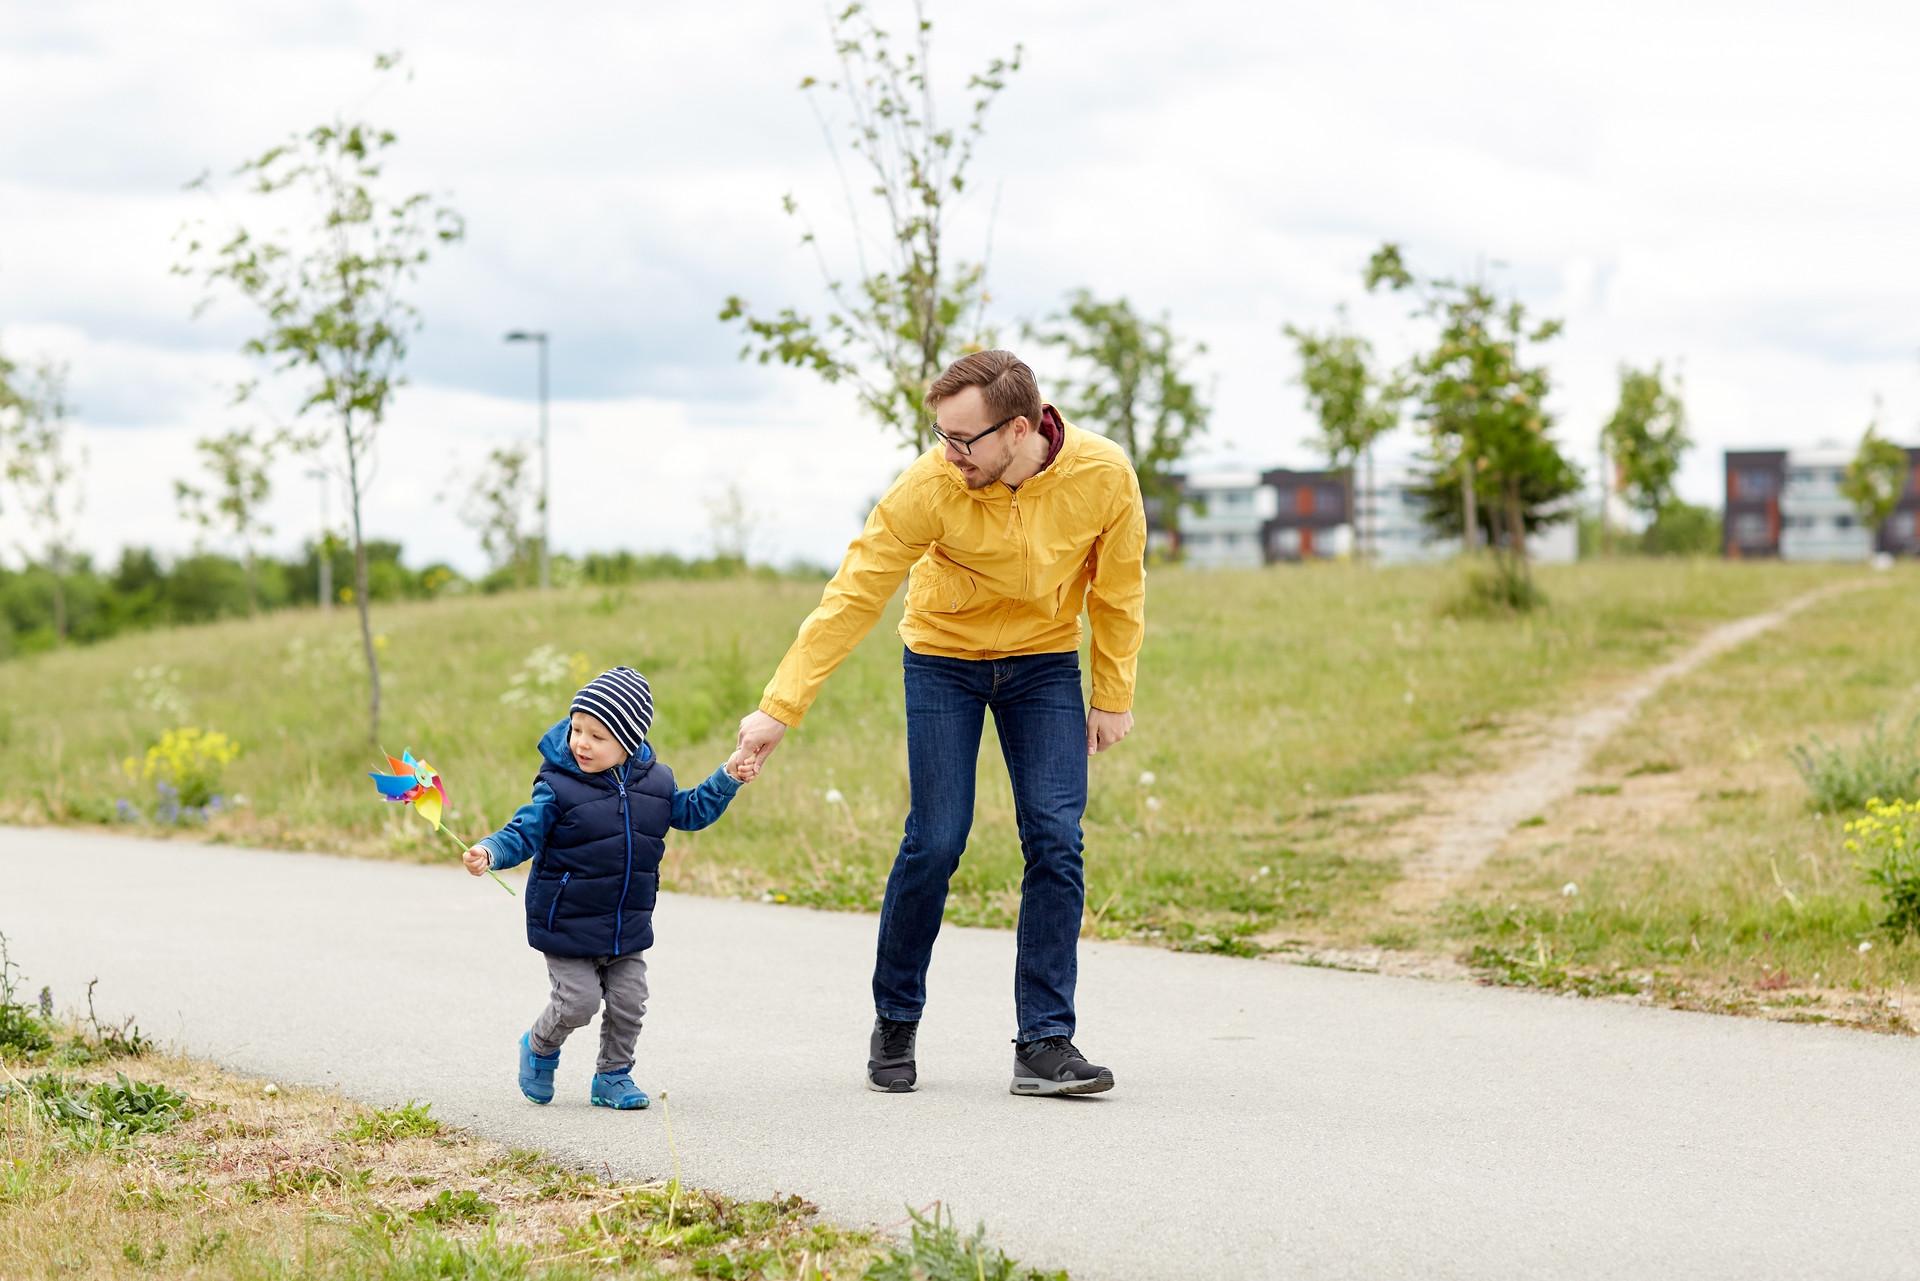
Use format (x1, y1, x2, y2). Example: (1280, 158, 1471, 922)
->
(1037, 405, 1065, 472)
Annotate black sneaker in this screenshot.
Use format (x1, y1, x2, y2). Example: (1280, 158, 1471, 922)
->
(1010, 1036, 1113, 1097)
(867, 1016, 918, 1093)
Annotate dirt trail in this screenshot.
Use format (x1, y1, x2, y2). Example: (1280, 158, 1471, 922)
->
(1375, 580, 1875, 914)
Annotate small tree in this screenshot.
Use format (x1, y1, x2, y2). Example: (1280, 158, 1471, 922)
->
(706, 481, 759, 566)
(1028, 290, 1209, 518)
(452, 445, 539, 587)
(720, 2, 1020, 452)
(1, 362, 86, 643)
(1599, 362, 1689, 551)
(177, 53, 464, 745)
(1365, 242, 1582, 600)
(174, 428, 283, 614)
(1842, 408, 1909, 543)
(1283, 311, 1401, 559)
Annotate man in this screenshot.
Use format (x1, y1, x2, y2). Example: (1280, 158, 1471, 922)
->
(735, 349, 1146, 1097)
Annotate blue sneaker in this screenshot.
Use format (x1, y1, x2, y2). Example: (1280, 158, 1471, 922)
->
(590, 1070, 649, 1110)
(518, 1031, 560, 1104)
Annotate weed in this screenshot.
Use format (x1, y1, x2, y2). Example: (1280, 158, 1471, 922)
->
(1466, 942, 1643, 998)
(1626, 760, 1680, 778)
(1790, 715, 1920, 813)
(865, 1204, 1070, 1281)
(413, 1187, 497, 1224)
(2, 1073, 190, 1142)
(341, 1100, 443, 1143)
(0, 933, 52, 1056)
(1844, 798, 1920, 938)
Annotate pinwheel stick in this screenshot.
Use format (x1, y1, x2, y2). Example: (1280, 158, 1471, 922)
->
(437, 825, 516, 897)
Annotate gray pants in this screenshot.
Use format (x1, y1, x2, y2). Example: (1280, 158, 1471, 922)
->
(528, 952, 649, 1074)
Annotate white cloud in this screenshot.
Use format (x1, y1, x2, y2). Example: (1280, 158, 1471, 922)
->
(4, 0, 1919, 573)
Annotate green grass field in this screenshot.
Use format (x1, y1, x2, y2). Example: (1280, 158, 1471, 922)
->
(1439, 570, 1920, 1025)
(0, 559, 1847, 958)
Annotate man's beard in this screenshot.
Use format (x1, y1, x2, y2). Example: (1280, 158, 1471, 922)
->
(960, 452, 1009, 490)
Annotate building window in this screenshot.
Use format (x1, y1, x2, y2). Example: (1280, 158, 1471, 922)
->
(1736, 468, 1777, 499)
(1733, 512, 1770, 545)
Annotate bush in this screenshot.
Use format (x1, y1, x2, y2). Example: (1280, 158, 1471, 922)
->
(1845, 797, 1920, 938)
(1444, 559, 1546, 618)
(1789, 715, 1920, 813)
(119, 726, 241, 822)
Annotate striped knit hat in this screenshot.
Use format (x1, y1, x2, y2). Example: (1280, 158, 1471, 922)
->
(570, 666, 654, 756)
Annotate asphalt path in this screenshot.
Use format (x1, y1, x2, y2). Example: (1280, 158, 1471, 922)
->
(4, 826, 1917, 1280)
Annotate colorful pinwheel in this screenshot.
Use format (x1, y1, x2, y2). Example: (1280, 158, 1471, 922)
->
(369, 749, 515, 895)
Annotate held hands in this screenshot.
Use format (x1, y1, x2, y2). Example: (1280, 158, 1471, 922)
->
(725, 747, 761, 784)
(1087, 708, 1134, 755)
(735, 709, 788, 772)
(463, 843, 492, 877)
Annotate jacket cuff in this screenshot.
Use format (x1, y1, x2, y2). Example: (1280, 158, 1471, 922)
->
(758, 697, 804, 728)
(711, 764, 744, 793)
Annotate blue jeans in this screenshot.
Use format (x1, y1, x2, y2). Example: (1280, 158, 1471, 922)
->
(874, 647, 1089, 1043)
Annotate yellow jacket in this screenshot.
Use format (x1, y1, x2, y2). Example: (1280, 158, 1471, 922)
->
(760, 422, 1147, 727)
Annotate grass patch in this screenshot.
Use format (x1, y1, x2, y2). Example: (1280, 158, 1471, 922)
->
(1444, 571, 1920, 1021)
(0, 1015, 1060, 1280)
(0, 561, 1847, 949)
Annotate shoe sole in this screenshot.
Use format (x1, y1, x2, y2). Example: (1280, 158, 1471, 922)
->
(590, 1096, 650, 1110)
(866, 1075, 917, 1093)
(520, 1088, 553, 1105)
(1010, 1069, 1115, 1097)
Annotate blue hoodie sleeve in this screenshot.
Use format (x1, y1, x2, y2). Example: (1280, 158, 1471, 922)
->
(481, 777, 559, 871)
(671, 763, 743, 832)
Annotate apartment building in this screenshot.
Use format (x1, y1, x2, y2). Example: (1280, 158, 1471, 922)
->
(1724, 447, 1920, 560)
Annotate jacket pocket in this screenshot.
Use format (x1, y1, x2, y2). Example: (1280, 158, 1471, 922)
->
(544, 871, 571, 931)
(627, 871, 660, 913)
(906, 558, 976, 613)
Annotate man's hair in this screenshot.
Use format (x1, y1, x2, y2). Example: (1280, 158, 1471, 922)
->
(926, 350, 1043, 429)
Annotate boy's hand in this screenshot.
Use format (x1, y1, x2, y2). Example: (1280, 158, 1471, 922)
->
(463, 844, 492, 877)
(725, 748, 760, 784)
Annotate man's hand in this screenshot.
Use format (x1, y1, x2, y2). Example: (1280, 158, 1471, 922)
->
(736, 709, 789, 768)
(463, 844, 492, 877)
(1087, 708, 1134, 755)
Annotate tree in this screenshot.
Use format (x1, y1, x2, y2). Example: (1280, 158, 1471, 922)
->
(1365, 243, 1582, 599)
(720, 2, 1020, 451)
(1283, 310, 1401, 560)
(452, 445, 540, 586)
(1, 362, 86, 643)
(1842, 406, 1909, 541)
(706, 481, 759, 565)
(174, 428, 283, 614)
(177, 52, 464, 745)
(1599, 362, 1690, 550)
(1028, 290, 1209, 517)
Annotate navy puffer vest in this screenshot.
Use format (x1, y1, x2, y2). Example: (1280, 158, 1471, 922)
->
(525, 754, 675, 958)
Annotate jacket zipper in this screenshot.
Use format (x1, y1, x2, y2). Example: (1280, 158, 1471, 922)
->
(614, 768, 633, 954)
(546, 872, 570, 931)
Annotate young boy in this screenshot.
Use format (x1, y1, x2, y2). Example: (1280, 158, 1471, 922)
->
(466, 665, 759, 1110)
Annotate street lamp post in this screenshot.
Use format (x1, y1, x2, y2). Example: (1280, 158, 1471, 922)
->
(504, 329, 551, 590)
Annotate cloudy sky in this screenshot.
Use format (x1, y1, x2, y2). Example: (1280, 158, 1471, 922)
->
(3, 0, 1917, 574)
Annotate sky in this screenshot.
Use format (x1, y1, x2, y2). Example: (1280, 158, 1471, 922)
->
(3, 0, 1917, 574)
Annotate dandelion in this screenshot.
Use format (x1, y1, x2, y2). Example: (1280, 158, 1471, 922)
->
(1258, 866, 1272, 877)
(262, 1082, 280, 1097)
(1138, 770, 1157, 787)
(824, 788, 846, 805)
(1145, 796, 1162, 812)
(1561, 882, 1579, 898)
(1403, 690, 1416, 706)
(1859, 940, 1874, 954)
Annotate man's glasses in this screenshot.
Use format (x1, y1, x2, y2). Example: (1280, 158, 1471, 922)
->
(931, 413, 1020, 457)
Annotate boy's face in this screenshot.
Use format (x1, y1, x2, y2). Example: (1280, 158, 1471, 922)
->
(568, 711, 629, 773)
